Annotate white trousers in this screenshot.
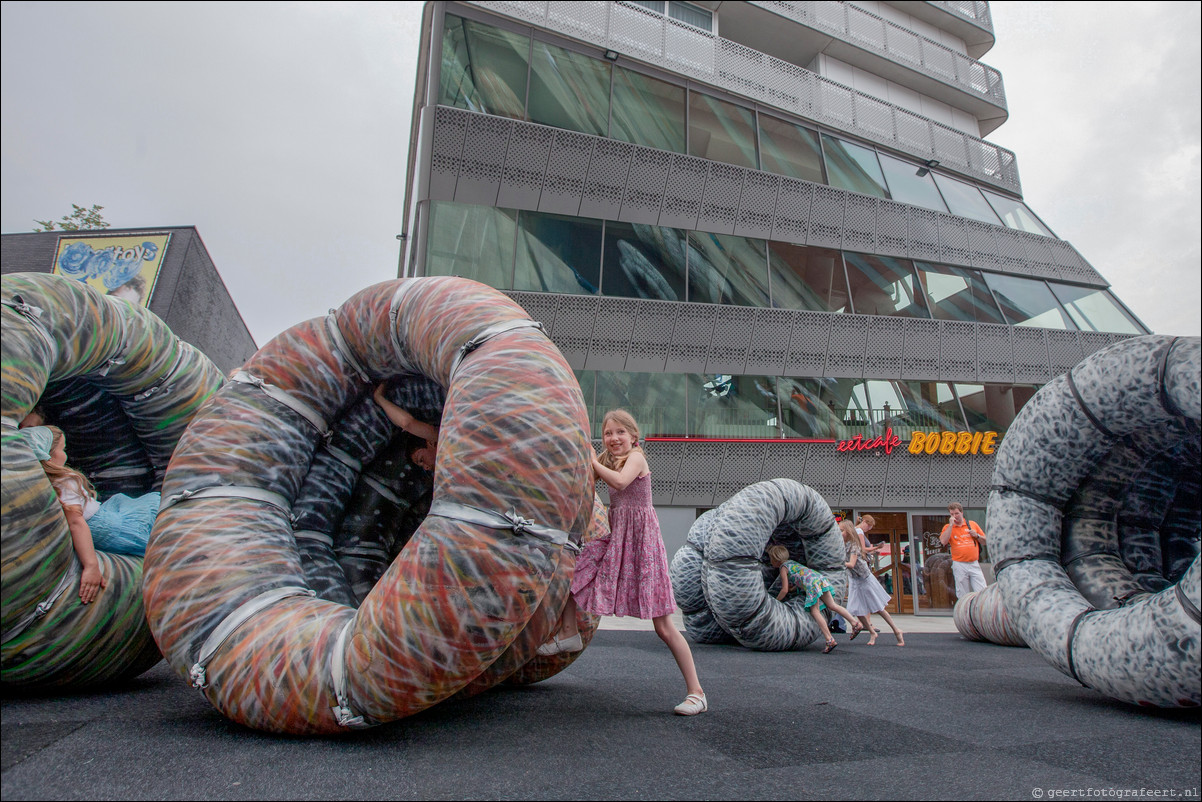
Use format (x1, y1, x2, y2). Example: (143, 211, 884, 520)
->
(952, 560, 987, 598)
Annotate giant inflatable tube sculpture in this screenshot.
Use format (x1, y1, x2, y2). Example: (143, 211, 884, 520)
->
(962, 334, 1199, 707)
(143, 277, 595, 734)
(1, 272, 224, 688)
(670, 479, 846, 650)
(668, 509, 734, 645)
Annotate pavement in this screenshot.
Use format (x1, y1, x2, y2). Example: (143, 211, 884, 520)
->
(3, 615, 1198, 801)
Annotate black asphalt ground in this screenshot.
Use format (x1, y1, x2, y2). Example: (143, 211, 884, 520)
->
(2, 631, 1199, 801)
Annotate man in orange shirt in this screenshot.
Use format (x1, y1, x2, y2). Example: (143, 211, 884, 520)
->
(939, 502, 987, 598)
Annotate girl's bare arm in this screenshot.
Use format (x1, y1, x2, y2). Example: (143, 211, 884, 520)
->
(776, 565, 789, 601)
(590, 451, 647, 491)
(63, 505, 106, 603)
(373, 385, 438, 443)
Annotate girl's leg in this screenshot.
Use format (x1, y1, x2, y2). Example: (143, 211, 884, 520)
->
(809, 605, 837, 652)
(653, 614, 703, 696)
(820, 594, 860, 634)
(856, 614, 877, 645)
(558, 596, 579, 638)
(874, 607, 905, 646)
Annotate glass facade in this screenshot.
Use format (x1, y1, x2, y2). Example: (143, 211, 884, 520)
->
(878, 153, 948, 213)
(1049, 285, 1143, 334)
(985, 273, 1076, 329)
(822, 134, 889, 198)
(844, 253, 928, 318)
(610, 66, 686, 152)
(688, 92, 757, 169)
(767, 242, 849, 313)
(526, 41, 611, 136)
(440, 16, 530, 119)
(687, 232, 769, 306)
(513, 210, 602, 295)
(758, 113, 825, 184)
(601, 221, 687, 301)
(915, 262, 1005, 324)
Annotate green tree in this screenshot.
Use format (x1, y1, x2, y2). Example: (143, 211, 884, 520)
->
(34, 204, 111, 232)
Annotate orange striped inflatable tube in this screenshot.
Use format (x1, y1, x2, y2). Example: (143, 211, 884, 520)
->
(143, 277, 594, 734)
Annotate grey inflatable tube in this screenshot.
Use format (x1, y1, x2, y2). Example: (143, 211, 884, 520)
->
(670, 479, 846, 651)
(982, 334, 1199, 708)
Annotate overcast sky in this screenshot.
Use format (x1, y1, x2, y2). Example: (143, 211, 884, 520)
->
(3, 1, 1199, 346)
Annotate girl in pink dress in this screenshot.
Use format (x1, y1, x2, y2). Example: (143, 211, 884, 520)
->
(538, 409, 707, 715)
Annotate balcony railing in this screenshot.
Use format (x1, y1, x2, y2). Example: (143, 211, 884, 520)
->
(752, 1, 1006, 109)
(928, 1, 993, 33)
(467, 0, 1021, 195)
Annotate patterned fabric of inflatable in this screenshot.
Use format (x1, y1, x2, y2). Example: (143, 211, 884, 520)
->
(1, 272, 224, 688)
(142, 277, 595, 734)
(671, 479, 846, 650)
(974, 334, 1200, 707)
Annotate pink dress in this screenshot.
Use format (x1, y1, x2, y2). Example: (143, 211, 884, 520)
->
(571, 473, 677, 619)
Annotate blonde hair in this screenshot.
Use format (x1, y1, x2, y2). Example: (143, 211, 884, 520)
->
(839, 520, 858, 545)
(766, 545, 790, 567)
(856, 514, 876, 530)
(39, 426, 96, 512)
(597, 409, 645, 472)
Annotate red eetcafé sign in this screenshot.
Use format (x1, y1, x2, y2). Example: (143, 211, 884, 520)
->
(836, 428, 998, 456)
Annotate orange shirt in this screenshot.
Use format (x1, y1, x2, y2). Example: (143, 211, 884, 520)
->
(942, 520, 984, 562)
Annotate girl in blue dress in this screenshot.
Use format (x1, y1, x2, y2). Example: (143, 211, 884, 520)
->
(767, 544, 861, 653)
(22, 426, 160, 603)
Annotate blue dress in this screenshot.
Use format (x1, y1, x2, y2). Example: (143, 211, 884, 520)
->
(88, 492, 160, 556)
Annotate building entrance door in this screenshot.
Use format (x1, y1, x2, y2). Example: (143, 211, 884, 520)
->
(859, 512, 912, 614)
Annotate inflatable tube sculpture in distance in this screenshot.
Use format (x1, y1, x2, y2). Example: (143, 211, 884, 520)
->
(1, 272, 225, 688)
(143, 277, 595, 734)
(982, 334, 1200, 708)
(953, 584, 1024, 647)
(668, 509, 734, 645)
(672, 479, 847, 650)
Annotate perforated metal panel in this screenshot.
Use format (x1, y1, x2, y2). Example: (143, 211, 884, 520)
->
(1012, 327, 1051, 384)
(883, 451, 930, 508)
(697, 162, 744, 235)
(976, 323, 1015, 383)
(666, 304, 717, 373)
(745, 308, 795, 375)
(907, 207, 941, 262)
(937, 213, 971, 267)
(763, 441, 806, 483)
(1078, 331, 1115, 360)
(660, 154, 708, 230)
(454, 114, 512, 206)
(672, 441, 725, 506)
(1051, 242, 1107, 287)
(895, 113, 934, 158)
(1046, 329, 1084, 376)
(1018, 232, 1058, 280)
(771, 178, 813, 245)
(864, 316, 905, 379)
(992, 228, 1031, 274)
(714, 443, 767, 503)
(798, 444, 846, 503)
(785, 310, 832, 376)
(645, 440, 684, 506)
(901, 318, 942, 381)
(705, 306, 756, 374)
(585, 298, 638, 371)
(498, 123, 553, 210)
(734, 171, 780, 240)
(540, 129, 593, 216)
(580, 138, 633, 220)
(825, 315, 869, 378)
(842, 194, 879, 254)
(964, 219, 1000, 270)
(430, 106, 469, 201)
(502, 291, 559, 336)
(807, 185, 846, 249)
(626, 299, 677, 373)
(967, 452, 995, 508)
(876, 199, 910, 257)
(842, 451, 887, 507)
(620, 148, 672, 225)
(926, 454, 971, 507)
(939, 320, 979, 381)
(548, 294, 599, 369)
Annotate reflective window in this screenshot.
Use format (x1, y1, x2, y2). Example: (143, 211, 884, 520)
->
(821, 135, 889, 198)
(690, 374, 781, 438)
(688, 92, 757, 169)
(439, 15, 530, 119)
(985, 273, 1075, 329)
(593, 371, 688, 438)
(601, 221, 687, 301)
(878, 153, 948, 212)
(758, 114, 825, 184)
(864, 381, 965, 434)
(426, 201, 516, 288)
(687, 232, 770, 307)
(767, 242, 849, 312)
(932, 173, 1002, 225)
(844, 253, 929, 318)
(779, 378, 845, 438)
(1049, 285, 1145, 335)
(954, 384, 1037, 432)
(610, 66, 686, 152)
(982, 191, 1055, 237)
(527, 41, 611, 136)
(914, 262, 1005, 324)
(514, 211, 602, 295)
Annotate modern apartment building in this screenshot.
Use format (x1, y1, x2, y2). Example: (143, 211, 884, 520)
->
(397, 1, 1148, 614)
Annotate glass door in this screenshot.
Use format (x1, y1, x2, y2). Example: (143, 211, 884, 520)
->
(910, 512, 954, 614)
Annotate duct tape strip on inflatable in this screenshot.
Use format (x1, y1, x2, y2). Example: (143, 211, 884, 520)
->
(670, 479, 847, 650)
(143, 277, 595, 734)
(975, 334, 1199, 707)
(2, 272, 224, 688)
